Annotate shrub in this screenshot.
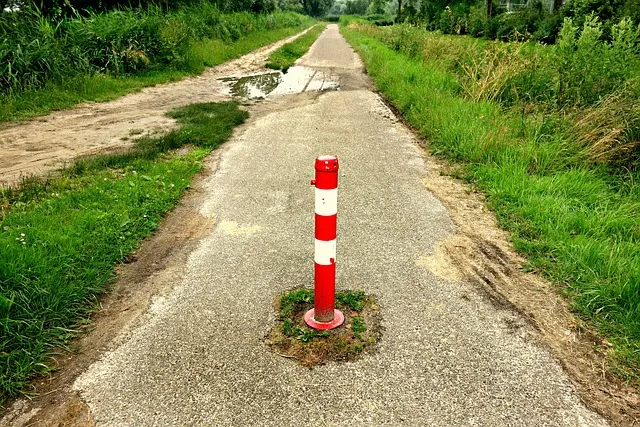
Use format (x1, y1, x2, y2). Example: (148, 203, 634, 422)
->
(380, 24, 425, 57)
(374, 18, 394, 26)
(494, 0, 550, 41)
(0, 3, 310, 96)
(555, 15, 639, 107)
(438, 4, 469, 35)
(365, 13, 386, 21)
(468, 5, 489, 37)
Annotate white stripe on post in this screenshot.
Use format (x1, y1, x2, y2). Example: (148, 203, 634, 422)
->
(314, 239, 336, 265)
(315, 188, 338, 216)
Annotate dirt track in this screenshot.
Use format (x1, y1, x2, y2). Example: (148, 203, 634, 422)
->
(0, 28, 311, 188)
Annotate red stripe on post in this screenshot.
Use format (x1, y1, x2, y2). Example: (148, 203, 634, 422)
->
(314, 172, 338, 190)
(313, 262, 336, 321)
(315, 214, 337, 241)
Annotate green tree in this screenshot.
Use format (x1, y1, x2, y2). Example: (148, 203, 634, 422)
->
(368, 0, 386, 14)
(302, 0, 333, 15)
(345, 0, 368, 14)
(329, 0, 345, 13)
(279, 0, 304, 12)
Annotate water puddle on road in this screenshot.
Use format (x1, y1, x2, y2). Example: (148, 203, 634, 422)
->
(219, 72, 282, 99)
(219, 66, 339, 100)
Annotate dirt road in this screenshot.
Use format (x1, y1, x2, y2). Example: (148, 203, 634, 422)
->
(0, 28, 313, 188)
(3, 24, 633, 426)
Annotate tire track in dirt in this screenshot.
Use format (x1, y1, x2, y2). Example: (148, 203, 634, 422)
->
(415, 148, 640, 427)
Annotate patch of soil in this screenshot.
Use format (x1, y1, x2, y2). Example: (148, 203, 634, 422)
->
(266, 290, 383, 366)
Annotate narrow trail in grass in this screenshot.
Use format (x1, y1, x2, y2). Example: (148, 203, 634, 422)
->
(0, 26, 313, 188)
(3, 24, 618, 426)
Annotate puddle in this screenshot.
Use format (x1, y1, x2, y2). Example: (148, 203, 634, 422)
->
(219, 66, 339, 100)
(219, 72, 282, 99)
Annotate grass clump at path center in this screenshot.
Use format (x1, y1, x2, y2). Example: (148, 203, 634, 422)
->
(265, 24, 327, 72)
(0, 101, 248, 402)
(266, 288, 382, 366)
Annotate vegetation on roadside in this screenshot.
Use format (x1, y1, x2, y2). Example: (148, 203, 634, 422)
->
(0, 101, 248, 402)
(267, 288, 381, 365)
(266, 23, 326, 71)
(0, 2, 313, 122)
(331, 0, 638, 44)
(340, 17, 640, 384)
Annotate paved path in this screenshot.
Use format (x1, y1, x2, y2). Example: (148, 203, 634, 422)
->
(73, 25, 608, 426)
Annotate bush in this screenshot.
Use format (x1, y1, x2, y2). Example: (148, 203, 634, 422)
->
(0, 3, 310, 96)
(380, 24, 425, 57)
(364, 13, 386, 21)
(494, 0, 550, 41)
(468, 5, 489, 37)
(438, 4, 469, 35)
(555, 15, 639, 107)
(374, 18, 394, 26)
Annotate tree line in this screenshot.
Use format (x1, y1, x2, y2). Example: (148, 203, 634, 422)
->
(334, 0, 639, 42)
(1, 0, 337, 17)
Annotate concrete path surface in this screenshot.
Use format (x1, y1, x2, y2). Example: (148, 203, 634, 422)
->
(72, 25, 608, 426)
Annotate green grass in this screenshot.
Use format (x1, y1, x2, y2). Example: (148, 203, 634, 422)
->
(0, 24, 312, 124)
(277, 288, 370, 343)
(351, 316, 366, 339)
(341, 21, 640, 384)
(336, 289, 367, 312)
(0, 101, 248, 402)
(265, 24, 326, 72)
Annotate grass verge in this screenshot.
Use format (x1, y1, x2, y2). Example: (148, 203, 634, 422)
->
(340, 22, 640, 384)
(266, 288, 382, 366)
(0, 24, 312, 124)
(265, 24, 326, 72)
(0, 102, 248, 402)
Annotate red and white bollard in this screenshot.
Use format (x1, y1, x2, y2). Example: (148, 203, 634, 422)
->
(305, 155, 344, 330)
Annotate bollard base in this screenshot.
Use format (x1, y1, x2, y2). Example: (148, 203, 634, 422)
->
(304, 309, 345, 330)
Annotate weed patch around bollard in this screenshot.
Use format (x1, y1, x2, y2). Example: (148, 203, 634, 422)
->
(266, 289, 382, 366)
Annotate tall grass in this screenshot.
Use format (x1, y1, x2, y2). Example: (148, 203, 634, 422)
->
(341, 18, 640, 383)
(0, 3, 312, 122)
(0, 3, 309, 94)
(355, 17, 640, 169)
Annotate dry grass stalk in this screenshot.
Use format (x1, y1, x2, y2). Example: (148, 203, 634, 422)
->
(571, 87, 640, 166)
(460, 43, 531, 103)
